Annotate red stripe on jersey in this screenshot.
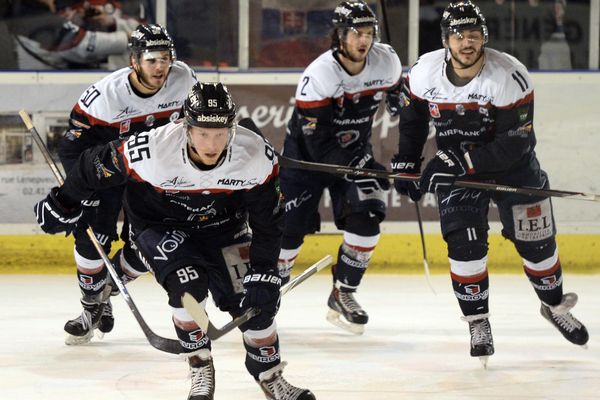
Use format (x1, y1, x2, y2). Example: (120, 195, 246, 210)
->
(343, 87, 385, 99)
(523, 258, 561, 277)
(74, 103, 111, 127)
(296, 98, 332, 109)
(263, 163, 280, 185)
(450, 269, 488, 284)
(435, 102, 488, 111)
(497, 91, 534, 110)
(75, 103, 180, 128)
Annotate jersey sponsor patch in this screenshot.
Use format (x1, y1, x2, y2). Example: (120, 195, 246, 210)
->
(512, 199, 553, 242)
(429, 103, 440, 118)
(119, 119, 131, 135)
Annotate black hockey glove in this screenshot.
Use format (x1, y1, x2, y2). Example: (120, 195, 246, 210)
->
(239, 270, 281, 331)
(385, 79, 411, 116)
(391, 154, 422, 202)
(34, 187, 82, 235)
(419, 149, 469, 194)
(345, 154, 390, 195)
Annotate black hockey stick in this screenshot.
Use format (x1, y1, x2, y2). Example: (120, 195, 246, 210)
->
(19, 110, 181, 355)
(181, 254, 333, 341)
(277, 155, 600, 202)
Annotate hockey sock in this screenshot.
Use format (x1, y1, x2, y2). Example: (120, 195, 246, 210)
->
(77, 268, 108, 299)
(524, 259, 563, 306)
(451, 271, 489, 316)
(244, 336, 281, 380)
(333, 241, 375, 287)
(174, 323, 211, 352)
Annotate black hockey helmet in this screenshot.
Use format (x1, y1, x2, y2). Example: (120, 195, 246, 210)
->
(332, 1, 378, 29)
(331, 1, 380, 51)
(440, 1, 488, 46)
(128, 24, 176, 61)
(184, 82, 236, 129)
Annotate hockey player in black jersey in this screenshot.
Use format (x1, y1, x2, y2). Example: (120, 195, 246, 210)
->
(34, 82, 315, 400)
(57, 24, 196, 346)
(277, 0, 404, 335)
(391, 0, 588, 366)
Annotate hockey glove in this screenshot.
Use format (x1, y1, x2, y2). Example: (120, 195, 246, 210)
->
(390, 154, 422, 202)
(239, 270, 281, 331)
(385, 79, 410, 116)
(345, 154, 390, 195)
(419, 149, 469, 194)
(34, 186, 82, 235)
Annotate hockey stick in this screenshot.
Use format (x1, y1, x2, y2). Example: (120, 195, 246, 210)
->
(414, 203, 436, 294)
(19, 110, 181, 355)
(277, 155, 600, 202)
(181, 254, 333, 340)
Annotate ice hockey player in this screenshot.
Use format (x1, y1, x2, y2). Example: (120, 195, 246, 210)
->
(391, 0, 588, 366)
(57, 23, 196, 345)
(34, 82, 316, 400)
(277, 0, 403, 335)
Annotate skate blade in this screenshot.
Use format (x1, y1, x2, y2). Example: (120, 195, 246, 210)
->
(95, 330, 105, 340)
(478, 356, 489, 369)
(65, 331, 93, 345)
(326, 309, 364, 335)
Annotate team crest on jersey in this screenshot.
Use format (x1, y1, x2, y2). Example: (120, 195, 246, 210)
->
(455, 104, 465, 116)
(352, 93, 361, 104)
(119, 119, 131, 135)
(145, 114, 156, 127)
(429, 103, 441, 118)
(373, 91, 383, 101)
(169, 111, 180, 122)
(336, 130, 359, 148)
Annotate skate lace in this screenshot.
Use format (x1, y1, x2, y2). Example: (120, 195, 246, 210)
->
(102, 300, 113, 318)
(470, 319, 492, 346)
(76, 309, 94, 330)
(189, 363, 214, 396)
(263, 372, 304, 400)
(339, 291, 362, 313)
(551, 311, 582, 333)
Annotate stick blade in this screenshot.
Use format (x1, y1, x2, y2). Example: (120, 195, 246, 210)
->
(181, 292, 209, 332)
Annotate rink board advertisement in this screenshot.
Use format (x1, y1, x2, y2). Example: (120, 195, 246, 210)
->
(1, 73, 599, 230)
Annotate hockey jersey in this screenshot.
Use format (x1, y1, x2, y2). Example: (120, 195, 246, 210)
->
(285, 43, 402, 166)
(399, 48, 537, 177)
(59, 61, 197, 159)
(59, 122, 284, 269)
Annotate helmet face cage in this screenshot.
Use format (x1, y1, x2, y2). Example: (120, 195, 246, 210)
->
(332, 1, 380, 48)
(129, 24, 176, 65)
(440, 1, 488, 47)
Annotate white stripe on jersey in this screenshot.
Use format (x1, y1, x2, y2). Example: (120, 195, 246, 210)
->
(123, 123, 278, 192)
(408, 48, 533, 108)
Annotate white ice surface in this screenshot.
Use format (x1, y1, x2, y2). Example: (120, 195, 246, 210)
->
(0, 274, 598, 400)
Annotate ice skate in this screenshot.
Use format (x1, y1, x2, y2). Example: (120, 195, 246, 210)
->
(64, 297, 109, 345)
(540, 292, 589, 346)
(258, 361, 315, 400)
(462, 314, 494, 368)
(326, 283, 368, 335)
(187, 349, 215, 400)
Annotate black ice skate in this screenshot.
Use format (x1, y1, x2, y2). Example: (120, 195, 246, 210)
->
(258, 361, 315, 400)
(64, 296, 109, 345)
(462, 313, 494, 368)
(326, 283, 368, 335)
(540, 292, 589, 346)
(187, 349, 215, 400)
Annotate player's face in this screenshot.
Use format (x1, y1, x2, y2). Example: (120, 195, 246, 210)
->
(342, 26, 375, 62)
(187, 126, 230, 166)
(447, 28, 485, 69)
(136, 50, 171, 90)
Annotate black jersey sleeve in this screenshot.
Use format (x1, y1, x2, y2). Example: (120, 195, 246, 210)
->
(397, 77, 430, 159)
(57, 140, 128, 207)
(243, 173, 285, 272)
